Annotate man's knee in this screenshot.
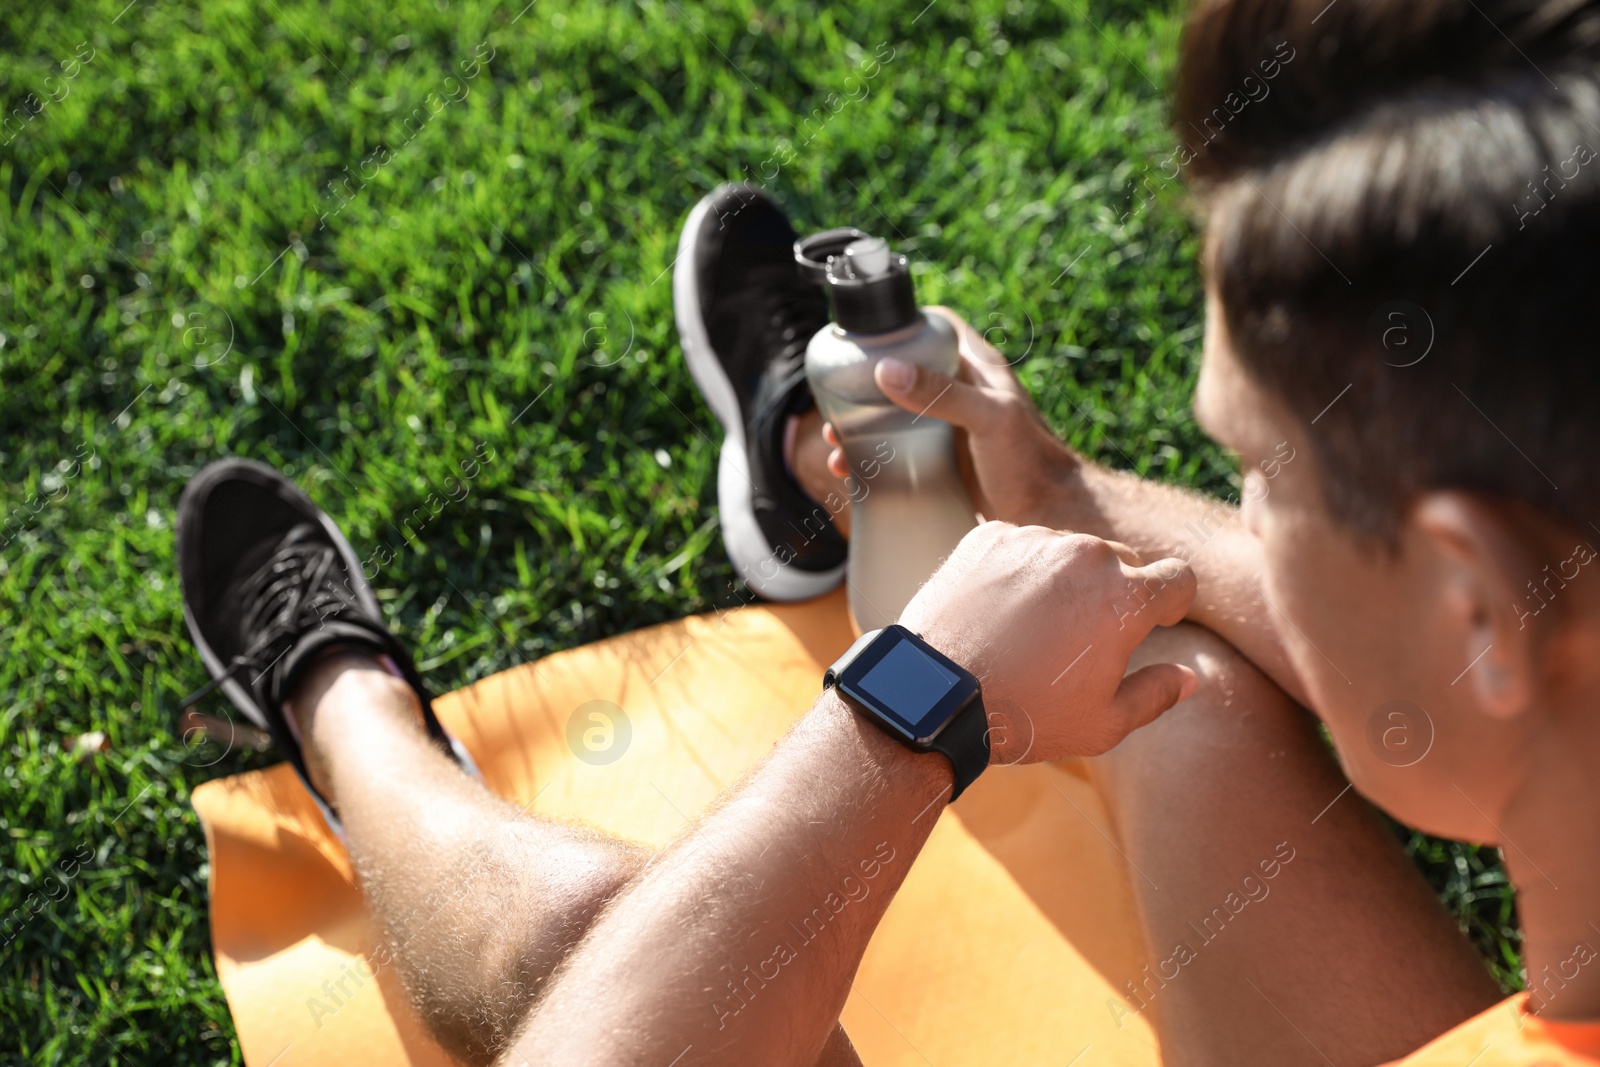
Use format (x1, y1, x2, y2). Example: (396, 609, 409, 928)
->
(1132, 621, 1296, 708)
(1110, 622, 1309, 765)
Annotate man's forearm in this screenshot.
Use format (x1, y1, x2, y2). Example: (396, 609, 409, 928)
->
(1035, 458, 1309, 706)
(508, 691, 951, 1066)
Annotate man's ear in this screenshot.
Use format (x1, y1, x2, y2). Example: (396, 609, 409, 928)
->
(1410, 492, 1542, 720)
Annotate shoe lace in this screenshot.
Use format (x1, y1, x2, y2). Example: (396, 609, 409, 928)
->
(754, 268, 829, 373)
(179, 536, 360, 710)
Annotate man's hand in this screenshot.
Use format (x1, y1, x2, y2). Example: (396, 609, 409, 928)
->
(820, 305, 1080, 529)
(900, 522, 1199, 764)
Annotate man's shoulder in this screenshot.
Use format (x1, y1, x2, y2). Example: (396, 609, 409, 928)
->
(1386, 995, 1600, 1067)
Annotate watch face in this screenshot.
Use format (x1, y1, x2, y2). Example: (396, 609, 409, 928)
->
(836, 625, 980, 745)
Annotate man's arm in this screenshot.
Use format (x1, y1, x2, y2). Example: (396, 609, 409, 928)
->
(1041, 459, 1307, 706)
(506, 525, 1198, 1065)
(512, 690, 948, 1066)
(865, 306, 1308, 707)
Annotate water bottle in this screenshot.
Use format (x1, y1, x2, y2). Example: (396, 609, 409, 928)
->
(795, 229, 979, 632)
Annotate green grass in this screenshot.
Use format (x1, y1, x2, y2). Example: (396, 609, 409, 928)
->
(0, 0, 1519, 1061)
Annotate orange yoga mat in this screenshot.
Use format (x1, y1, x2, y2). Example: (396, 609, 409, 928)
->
(192, 588, 1165, 1066)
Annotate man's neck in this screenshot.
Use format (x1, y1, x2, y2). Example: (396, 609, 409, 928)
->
(1499, 702, 1600, 1021)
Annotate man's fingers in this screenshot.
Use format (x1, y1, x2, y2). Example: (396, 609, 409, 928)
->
(1125, 556, 1197, 628)
(926, 305, 1024, 390)
(1110, 663, 1199, 732)
(1103, 539, 1140, 566)
(875, 357, 1000, 431)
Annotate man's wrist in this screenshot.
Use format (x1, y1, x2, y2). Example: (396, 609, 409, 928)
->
(814, 688, 957, 806)
(889, 616, 1024, 768)
(1021, 448, 1088, 532)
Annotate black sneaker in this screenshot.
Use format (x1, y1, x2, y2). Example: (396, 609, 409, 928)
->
(673, 183, 847, 601)
(176, 458, 472, 832)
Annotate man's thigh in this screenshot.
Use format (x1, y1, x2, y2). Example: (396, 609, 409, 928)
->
(1090, 623, 1501, 1067)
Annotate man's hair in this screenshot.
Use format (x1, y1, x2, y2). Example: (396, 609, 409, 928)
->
(1175, 0, 1600, 539)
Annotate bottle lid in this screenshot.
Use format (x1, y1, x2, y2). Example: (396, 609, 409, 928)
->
(794, 230, 919, 334)
(845, 237, 891, 277)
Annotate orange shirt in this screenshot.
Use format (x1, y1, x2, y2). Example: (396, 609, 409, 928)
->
(1387, 995, 1600, 1065)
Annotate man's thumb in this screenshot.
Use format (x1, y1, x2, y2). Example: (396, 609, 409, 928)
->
(1110, 663, 1199, 730)
(875, 358, 992, 429)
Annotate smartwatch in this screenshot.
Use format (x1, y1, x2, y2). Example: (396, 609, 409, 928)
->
(823, 624, 990, 801)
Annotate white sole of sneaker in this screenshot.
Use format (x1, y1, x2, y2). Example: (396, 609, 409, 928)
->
(673, 190, 846, 603)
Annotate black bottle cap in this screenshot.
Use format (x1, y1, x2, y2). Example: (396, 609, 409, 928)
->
(794, 232, 919, 334)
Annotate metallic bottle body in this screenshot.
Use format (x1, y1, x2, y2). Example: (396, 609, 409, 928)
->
(805, 311, 978, 631)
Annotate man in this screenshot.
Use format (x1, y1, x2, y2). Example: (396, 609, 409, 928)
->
(178, 0, 1600, 1065)
(505, 0, 1600, 1060)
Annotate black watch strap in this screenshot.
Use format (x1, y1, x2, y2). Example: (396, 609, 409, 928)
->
(824, 628, 991, 803)
(930, 696, 989, 802)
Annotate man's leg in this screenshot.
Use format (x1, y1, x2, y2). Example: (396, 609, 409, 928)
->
(288, 649, 644, 1063)
(1091, 624, 1501, 1066)
(288, 649, 863, 1067)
